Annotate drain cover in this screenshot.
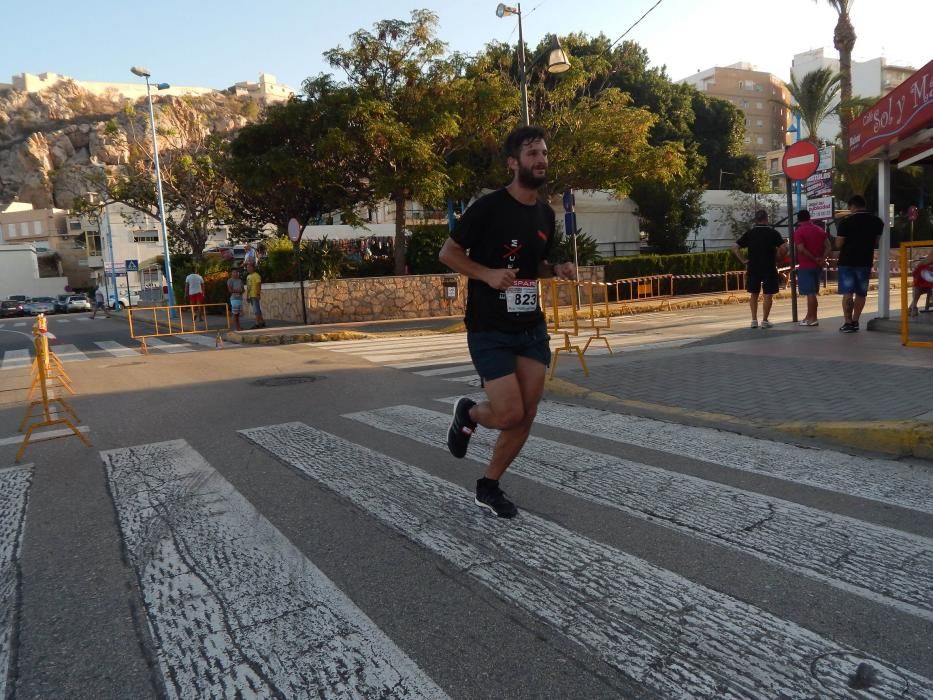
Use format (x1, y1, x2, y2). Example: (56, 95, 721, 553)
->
(252, 375, 322, 387)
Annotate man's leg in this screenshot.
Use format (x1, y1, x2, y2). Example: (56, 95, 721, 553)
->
(470, 356, 546, 480)
(807, 293, 818, 321)
(841, 294, 854, 323)
(851, 295, 867, 323)
(748, 292, 759, 321)
(762, 293, 774, 321)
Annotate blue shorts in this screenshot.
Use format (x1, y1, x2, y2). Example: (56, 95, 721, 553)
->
(797, 268, 820, 295)
(838, 266, 870, 297)
(467, 322, 551, 381)
(230, 297, 242, 315)
(249, 297, 262, 315)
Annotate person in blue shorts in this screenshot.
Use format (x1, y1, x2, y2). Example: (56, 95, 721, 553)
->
(835, 195, 883, 333)
(794, 210, 831, 326)
(438, 125, 576, 519)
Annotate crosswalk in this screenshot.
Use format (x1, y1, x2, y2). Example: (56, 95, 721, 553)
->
(0, 334, 233, 369)
(315, 329, 700, 382)
(5, 397, 928, 697)
(3, 394, 932, 697)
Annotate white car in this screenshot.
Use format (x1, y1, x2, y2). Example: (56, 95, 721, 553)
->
(108, 290, 142, 310)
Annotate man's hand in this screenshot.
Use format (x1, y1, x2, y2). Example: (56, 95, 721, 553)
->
(553, 262, 577, 280)
(484, 268, 517, 291)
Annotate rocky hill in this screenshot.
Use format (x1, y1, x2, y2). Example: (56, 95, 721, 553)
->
(0, 80, 257, 211)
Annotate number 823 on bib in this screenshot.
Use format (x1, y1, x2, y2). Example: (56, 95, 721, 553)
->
(506, 279, 538, 313)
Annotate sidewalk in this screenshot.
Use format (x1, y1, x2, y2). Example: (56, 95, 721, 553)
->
(546, 318, 933, 461)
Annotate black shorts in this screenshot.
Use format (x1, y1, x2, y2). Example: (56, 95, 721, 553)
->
(747, 270, 779, 295)
(467, 321, 551, 381)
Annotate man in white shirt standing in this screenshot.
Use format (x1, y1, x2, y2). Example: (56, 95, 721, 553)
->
(185, 268, 206, 323)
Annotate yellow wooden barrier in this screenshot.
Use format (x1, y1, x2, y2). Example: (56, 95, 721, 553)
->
(128, 303, 230, 353)
(900, 240, 933, 349)
(542, 278, 588, 380)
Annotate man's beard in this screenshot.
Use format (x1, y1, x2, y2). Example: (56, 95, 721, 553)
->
(517, 164, 547, 189)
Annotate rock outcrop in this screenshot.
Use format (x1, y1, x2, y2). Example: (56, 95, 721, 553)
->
(0, 79, 254, 211)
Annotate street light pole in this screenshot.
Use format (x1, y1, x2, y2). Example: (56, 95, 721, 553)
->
(132, 66, 175, 307)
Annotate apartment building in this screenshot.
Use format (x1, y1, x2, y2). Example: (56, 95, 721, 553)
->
(680, 63, 792, 158)
(790, 48, 916, 143)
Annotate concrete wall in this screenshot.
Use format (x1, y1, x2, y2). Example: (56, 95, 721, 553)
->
(0, 245, 70, 298)
(241, 268, 604, 325)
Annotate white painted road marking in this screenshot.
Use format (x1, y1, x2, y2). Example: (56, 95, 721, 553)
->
(49, 344, 89, 362)
(240, 422, 933, 699)
(143, 337, 194, 353)
(0, 426, 89, 447)
(413, 364, 476, 377)
(449, 397, 933, 516)
(94, 340, 140, 357)
(101, 440, 447, 700)
(182, 333, 224, 348)
(347, 405, 933, 620)
(0, 466, 33, 700)
(0, 349, 31, 371)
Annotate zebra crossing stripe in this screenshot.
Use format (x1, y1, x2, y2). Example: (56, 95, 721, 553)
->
(390, 356, 473, 370)
(0, 349, 31, 371)
(50, 344, 90, 362)
(101, 440, 447, 700)
(0, 466, 32, 700)
(183, 333, 223, 348)
(240, 422, 933, 699)
(414, 364, 476, 377)
(506, 399, 933, 516)
(144, 338, 194, 353)
(346, 405, 933, 621)
(322, 336, 468, 353)
(94, 340, 140, 357)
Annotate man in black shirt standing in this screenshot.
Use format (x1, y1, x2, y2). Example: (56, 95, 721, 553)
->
(438, 126, 576, 518)
(836, 194, 883, 333)
(732, 210, 787, 328)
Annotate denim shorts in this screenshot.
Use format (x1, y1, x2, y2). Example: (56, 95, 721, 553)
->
(230, 297, 242, 315)
(838, 266, 870, 297)
(249, 297, 262, 315)
(467, 322, 551, 381)
(797, 268, 820, 295)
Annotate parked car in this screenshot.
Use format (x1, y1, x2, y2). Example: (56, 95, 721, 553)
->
(24, 297, 57, 315)
(64, 294, 92, 313)
(108, 289, 142, 310)
(53, 293, 71, 313)
(7, 295, 29, 303)
(0, 300, 26, 317)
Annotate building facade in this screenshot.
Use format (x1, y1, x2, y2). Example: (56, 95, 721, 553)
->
(790, 48, 916, 143)
(679, 63, 792, 157)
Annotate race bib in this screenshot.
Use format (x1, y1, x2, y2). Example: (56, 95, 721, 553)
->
(506, 279, 538, 313)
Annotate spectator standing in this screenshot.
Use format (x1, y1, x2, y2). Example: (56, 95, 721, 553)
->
(185, 268, 206, 322)
(245, 263, 266, 329)
(836, 195, 883, 333)
(794, 211, 831, 326)
(732, 210, 787, 328)
(227, 268, 245, 331)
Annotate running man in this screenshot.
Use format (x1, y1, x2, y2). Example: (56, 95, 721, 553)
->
(438, 125, 576, 518)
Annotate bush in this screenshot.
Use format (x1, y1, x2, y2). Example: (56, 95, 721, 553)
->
(604, 251, 743, 295)
(406, 225, 451, 274)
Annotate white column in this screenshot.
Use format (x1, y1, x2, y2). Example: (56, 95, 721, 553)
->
(877, 158, 892, 318)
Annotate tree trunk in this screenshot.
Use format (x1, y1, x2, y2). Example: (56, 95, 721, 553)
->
(834, 11, 857, 137)
(393, 194, 407, 275)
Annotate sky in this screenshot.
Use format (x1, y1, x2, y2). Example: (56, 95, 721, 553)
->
(2, 0, 930, 93)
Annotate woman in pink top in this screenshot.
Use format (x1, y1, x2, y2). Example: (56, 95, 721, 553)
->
(794, 210, 831, 326)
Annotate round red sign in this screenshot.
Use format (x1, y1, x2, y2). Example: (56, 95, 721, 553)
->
(907, 205, 919, 222)
(782, 141, 820, 181)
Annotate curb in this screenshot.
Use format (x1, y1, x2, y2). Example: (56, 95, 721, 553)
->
(545, 376, 933, 461)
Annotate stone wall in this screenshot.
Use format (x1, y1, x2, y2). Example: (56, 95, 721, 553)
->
(241, 266, 604, 325)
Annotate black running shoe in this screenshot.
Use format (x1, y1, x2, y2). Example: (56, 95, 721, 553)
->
(839, 322, 853, 332)
(447, 397, 476, 458)
(841, 321, 859, 333)
(475, 478, 518, 518)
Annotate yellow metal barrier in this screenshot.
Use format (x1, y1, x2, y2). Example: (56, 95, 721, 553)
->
(900, 240, 933, 349)
(542, 278, 588, 381)
(611, 274, 674, 311)
(128, 303, 230, 353)
(580, 281, 613, 355)
(17, 314, 90, 462)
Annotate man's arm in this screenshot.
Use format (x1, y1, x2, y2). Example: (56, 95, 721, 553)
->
(439, 237, 516, 290)
(731, 242, 747, 265)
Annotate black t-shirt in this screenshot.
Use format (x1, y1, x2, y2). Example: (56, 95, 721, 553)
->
(736, 225, 784, 273)
(837, 211, 882, 268)
(451, 188, 556, 333)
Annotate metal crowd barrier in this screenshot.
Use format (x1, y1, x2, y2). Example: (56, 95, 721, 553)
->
(128, 303, 230, 353)
(899, 240, 933, 349)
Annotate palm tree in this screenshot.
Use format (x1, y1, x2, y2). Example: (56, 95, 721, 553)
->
(787, 68, 840, 143)
(817, 0, 857, 133)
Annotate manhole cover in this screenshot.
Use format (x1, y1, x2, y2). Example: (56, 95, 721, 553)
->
(251, 375, 322, 387)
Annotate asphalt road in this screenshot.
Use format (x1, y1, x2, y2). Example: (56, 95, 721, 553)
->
(1, 294, 929, 699)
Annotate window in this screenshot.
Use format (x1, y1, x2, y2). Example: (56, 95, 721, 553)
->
(744, 135, 751, 144)
(86, 232, 102, 256)
(756, 137, 764, 145)
(69, 221, 82, 231)
(742, 100, 749, 108)
(756, 102, 763, 109)
(756, 119, 764, 127)
(32, 221, 42, 236)
(133, 230, 159, 244)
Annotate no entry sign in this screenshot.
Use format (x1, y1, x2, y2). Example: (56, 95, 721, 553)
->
(782, 141, 820, 181)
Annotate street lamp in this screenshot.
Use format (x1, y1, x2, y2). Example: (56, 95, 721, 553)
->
(495, 3, 571, 126)
(787, 115, 802, 212)
(131, 66, 175, 306)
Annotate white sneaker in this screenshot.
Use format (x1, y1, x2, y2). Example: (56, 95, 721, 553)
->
(750, 320, 759, 328)
(761, 320, 773, 328)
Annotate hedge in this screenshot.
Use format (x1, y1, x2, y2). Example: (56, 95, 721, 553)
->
(604, 251, 743, 295)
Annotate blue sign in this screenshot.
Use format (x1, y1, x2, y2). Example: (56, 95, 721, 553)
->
(564, 212, 577, 236)
(125, 259, 139, 272)
(562, 189, 575, 213)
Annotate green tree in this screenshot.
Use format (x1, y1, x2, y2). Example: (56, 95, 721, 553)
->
(324, 10, 456, 275)
(226, 79, 377, 240)
(691, 93, 766, 192)
(786, 68, 840, 143)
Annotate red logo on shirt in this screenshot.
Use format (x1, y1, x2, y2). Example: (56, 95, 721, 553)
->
(537, 230, 547, 241)
(502, 243, 524, 259)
